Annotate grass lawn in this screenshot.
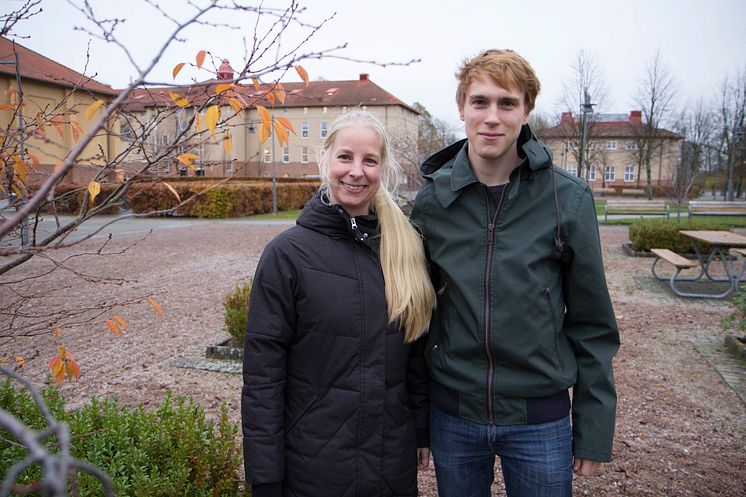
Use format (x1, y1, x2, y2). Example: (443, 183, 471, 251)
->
(248, 209, 301, 220)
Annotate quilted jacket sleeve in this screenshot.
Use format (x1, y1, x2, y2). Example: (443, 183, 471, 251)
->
(241, 236, 297, 486)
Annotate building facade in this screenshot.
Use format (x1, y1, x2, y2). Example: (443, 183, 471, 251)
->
(538, 111, 682, 194)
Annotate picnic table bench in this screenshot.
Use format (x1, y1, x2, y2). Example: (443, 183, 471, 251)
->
(604, 200, 669, 222)
(688, 200, 746, 219)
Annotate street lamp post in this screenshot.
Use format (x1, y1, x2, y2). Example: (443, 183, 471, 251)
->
(728, 126, 745, 201)
(271, 116, 277, 214)
(579, 89, 595, 181)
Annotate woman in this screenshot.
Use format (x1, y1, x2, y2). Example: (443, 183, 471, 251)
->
(241, 110, 435, 497)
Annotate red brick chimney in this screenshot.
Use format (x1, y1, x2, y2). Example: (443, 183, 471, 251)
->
(629, 110, 642, 124)
(218, 59, 234, 81)
(359, 73, 369, 81)
(560, 112, 574, 125)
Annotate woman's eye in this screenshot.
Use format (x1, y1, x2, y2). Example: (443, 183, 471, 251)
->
(364, 158, 378, 166)
(337, 154, 351, 161)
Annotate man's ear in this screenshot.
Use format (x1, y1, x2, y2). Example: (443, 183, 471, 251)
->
(522, 111, 530, 125)
(458, 106, 465, 121)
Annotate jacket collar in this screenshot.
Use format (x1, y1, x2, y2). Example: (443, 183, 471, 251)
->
(420, 124, 553, 208)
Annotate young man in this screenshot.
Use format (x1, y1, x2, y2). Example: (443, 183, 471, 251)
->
(410, 49, 619, 497)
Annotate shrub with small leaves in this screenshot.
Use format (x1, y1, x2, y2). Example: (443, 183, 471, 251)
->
(722, 291, 746, 332)
(628, 218, 731, 252)
(224, 279, 253, 342)
(0, 380, 247, 496)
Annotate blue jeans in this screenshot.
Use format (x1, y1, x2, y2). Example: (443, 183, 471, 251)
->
(430, 407, 573, 497)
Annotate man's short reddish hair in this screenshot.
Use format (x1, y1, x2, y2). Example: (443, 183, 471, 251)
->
(456, 49, 541, 113)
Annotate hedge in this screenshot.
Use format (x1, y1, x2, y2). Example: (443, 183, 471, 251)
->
(628, 218, 731, 252)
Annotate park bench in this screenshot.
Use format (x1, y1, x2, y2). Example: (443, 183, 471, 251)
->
(604, 200, 669, 222)
(688, 200, 746, 219)
(650, 248, 703, 297)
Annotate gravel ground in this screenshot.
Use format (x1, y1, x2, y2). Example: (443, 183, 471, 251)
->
(3, 221, 746, 496)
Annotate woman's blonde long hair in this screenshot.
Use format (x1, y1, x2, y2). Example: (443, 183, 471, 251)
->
(317, 110, 435, 343)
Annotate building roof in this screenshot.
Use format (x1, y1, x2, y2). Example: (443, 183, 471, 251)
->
(0, 36, 117, 96)
(539, 111, 681, 140)
(121, 73, 419, 114)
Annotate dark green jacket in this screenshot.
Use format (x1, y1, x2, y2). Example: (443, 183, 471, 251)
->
(410, 125, 619, 462)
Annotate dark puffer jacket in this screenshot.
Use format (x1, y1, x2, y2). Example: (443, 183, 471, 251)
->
(241, 193, 429, 497)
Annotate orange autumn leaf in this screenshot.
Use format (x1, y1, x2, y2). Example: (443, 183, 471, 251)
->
(227, 97, 244, 114)
(256, 105, 271, 133)
(50, 116, 65, 139)
(84, 99, 105, 120)
(259, 122, 270, 144)
(48, 347, 80, 384)
(195, 50, 206, 69)
(252, 78, 261, 91)
(169, 92, 190, 108)
(106, 319, 122, 336)
(53, 327, 63, 337)
(195, 111, 203, 131)
(273, 119, 288, 146)
(266, 91, 275, 106)
(11, 155, 28, 183)
(177, 153, 199, 169)
(162, 181, 181, 202)
(224, 130, 233, 153)
(148, 298, 164, 318)
(13, 355, 25, 369)
(172, 62, 186, 79)
(113, 314, 128, 330)
(87, 181, 101, 206)
(71, 121, 84, 142)
(205, 105, 220, 135)
(275, 116, 296, 135)
(0, 103, 14, 111)
(274, 83, 286, 104)
(215, 83, 234, 95)
(295, 65, 309, 87)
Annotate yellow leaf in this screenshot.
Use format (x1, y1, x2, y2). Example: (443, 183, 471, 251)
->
(273, 119, 288, 146)
(195, 111, 203, 131)
(11, 155, 28, 183)
(148, 298, 164, 319)
(113, 314, 128, 330)
(266, 92, 275, 106)
(169, 92, 190, 108)
(227, 97, 244, 114)
(295, 65, 309, 87)
(177, 153, 199, 169)
(172, 62, 186, 79)
(13, 355, 24, 368)
(84, 99, 105, 120)
(224, 130, 233, 153)
(162, 181, 181, 202)
(252, 78, 260, 91)
(0, 357, 7, 366)
(275, 116, 296, 135)
(205, 105, 219, 135)
(196, 50, 206, 69)
(215, 83, 234, 95)
(274, 83, 286, 104)
(259, 123, 270, 144)
(256, 105, 271, 133)
(53, 327, 63, 337)
(87, 181, 101, 206)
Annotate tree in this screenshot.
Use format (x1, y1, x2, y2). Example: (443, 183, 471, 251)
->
(715, 68, 746, 200)
(0, 1, 415, 493)
(632, 50, 677, 199)
(393, 101, 459, 189)
(555, 49, 610, 180)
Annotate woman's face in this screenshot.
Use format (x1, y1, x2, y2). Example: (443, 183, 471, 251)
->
(326, 124, 383, 217)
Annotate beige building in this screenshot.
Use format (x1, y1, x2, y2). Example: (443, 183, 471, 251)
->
(0, 36, 119, 186)
(539, 111, 682, 194)
(119, 63, 421, 184)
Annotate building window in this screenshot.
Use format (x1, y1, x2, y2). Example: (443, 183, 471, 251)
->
(301, 122, 309, 138)
(303, 107, 308, 114)
(248, 124, 255, 134)
(320, 122, 328, 138)
(323, 106, 328, 114)
(624, 165, 635, 182)
(282, 147, 290, 164)
(567, 164, 577, 176)
(161, 134, 170, 147)
(226, 161, 234, 172)
(264, 149, 272, 163)
(604, 165, 616, 181)
(588, 166, 596, 181)
(120, 121, 135, 141)
(301, 146, 309, 164)
(161, 162, 170, 173)
(626, 141, 637, 150)
(606, 140, 617, 150)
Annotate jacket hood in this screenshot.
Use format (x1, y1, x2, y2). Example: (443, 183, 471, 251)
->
(420, 124, 553, 176)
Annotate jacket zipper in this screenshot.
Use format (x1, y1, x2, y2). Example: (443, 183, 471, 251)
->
(482, 185, 506, 425)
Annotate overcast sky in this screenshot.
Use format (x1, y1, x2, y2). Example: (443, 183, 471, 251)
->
(6, 0, 746, 133)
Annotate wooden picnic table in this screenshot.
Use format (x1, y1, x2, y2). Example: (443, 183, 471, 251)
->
(675, 230, 746, 298)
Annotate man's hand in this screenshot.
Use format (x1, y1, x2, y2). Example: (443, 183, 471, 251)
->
(573, 457, 603, 476)
(417, 448, 430, 470)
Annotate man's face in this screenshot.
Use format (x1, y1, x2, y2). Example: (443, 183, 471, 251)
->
(459, 75, 529, 170)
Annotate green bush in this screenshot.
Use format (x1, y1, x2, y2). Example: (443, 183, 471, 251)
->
(722, 291, 746, 332)
(224, 279, 253, 342)
(628, 218, 732, 252)
(0, 381, 247, 497)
